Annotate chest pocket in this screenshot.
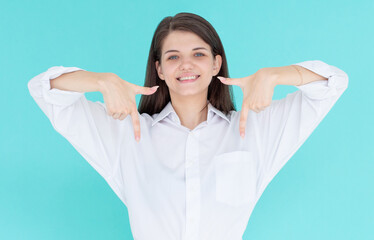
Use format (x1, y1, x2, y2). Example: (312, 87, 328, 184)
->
(214, 151, 257, 207)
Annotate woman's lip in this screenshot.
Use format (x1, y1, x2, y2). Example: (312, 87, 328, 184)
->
(177, 75, 200, 83)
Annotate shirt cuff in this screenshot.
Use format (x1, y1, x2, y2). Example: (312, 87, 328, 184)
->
(292, 60, 349, 100)
(41, 66, 87, 106)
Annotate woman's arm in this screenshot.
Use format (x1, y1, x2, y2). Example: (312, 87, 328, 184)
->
(49, 69, 115, 93)
(251, 60, 349, 198)
(266, 64, 328, 87)
(28, 66, 133, 206)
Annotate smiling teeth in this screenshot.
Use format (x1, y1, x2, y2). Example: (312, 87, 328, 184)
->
(179, 75, 198, 81)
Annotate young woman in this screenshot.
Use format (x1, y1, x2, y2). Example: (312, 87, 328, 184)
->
(28, 12, 348, 240)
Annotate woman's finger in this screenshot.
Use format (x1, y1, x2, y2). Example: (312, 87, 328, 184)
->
(112, 112, 120, 119)
(217, 76, 245, 88)
(239, 105, 250, 139)
(119, 112, 127, 120)
(130, 110, 141, 142)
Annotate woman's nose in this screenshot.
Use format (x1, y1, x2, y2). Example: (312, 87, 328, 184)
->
(179, 58, 194, 70)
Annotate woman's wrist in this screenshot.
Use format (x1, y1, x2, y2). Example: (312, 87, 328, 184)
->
(255, 67, 280, 88)
(97, 72, 121, 94)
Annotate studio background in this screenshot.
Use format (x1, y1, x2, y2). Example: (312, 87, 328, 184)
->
(1, 0, 373, 239)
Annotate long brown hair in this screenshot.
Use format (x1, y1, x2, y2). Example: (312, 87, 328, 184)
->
(138, 12, 236, 116)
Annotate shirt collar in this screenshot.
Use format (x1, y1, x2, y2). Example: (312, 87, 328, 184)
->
(151, 100, 231, 127)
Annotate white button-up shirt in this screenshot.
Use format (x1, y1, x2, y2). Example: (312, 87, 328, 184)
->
(27, 60, 348, 240)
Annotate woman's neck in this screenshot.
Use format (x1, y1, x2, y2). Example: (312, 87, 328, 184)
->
(170, 96, 209, 130)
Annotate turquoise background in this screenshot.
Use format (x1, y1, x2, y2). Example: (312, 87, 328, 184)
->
(1, 0, 373, 239)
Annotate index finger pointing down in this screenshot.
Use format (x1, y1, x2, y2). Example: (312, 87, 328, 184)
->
(239, 107, 249, 139)
(131, 111, 141, 142)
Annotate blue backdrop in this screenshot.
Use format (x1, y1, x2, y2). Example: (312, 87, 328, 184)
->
(1, 0, 373, 239)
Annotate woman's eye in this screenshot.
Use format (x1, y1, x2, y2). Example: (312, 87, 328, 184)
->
(167, 53, 205, 60)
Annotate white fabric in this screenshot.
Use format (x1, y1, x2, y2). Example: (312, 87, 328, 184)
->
(27, 60, 348, 240)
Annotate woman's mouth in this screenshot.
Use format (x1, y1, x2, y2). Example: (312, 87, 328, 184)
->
(177, 75, 200, 83)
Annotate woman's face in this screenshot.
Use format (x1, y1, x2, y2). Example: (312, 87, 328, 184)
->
(155, 30, 222, 99)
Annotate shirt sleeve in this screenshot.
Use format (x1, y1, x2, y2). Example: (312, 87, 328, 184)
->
(252, 60, 349, 198)
(27, 66, 133, 206)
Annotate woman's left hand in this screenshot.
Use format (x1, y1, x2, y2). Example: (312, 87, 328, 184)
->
(217, 67, 277, 139)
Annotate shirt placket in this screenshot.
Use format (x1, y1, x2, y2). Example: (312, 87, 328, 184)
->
(185, 130, 201, 240)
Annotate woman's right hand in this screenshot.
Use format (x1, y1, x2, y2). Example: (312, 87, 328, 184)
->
(98, 73, 159, 142)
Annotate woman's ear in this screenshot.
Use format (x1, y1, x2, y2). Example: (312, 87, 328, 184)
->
(155, 61, 165, 80)
(213, 55, 222, 76)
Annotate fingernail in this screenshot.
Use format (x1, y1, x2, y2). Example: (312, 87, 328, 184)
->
(240, 132, 245, 138)
(152, 86, 159, 90)
(136, 136, 140, 142)
(217, 76, 225, 81)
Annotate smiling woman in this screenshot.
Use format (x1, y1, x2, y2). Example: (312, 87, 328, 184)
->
(138, 13, 235, 131)
(152, 30, 225, 129)
(28, 12, 348, 240)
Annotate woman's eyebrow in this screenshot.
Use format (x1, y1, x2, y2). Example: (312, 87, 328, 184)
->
(164, 47, 208, 55)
